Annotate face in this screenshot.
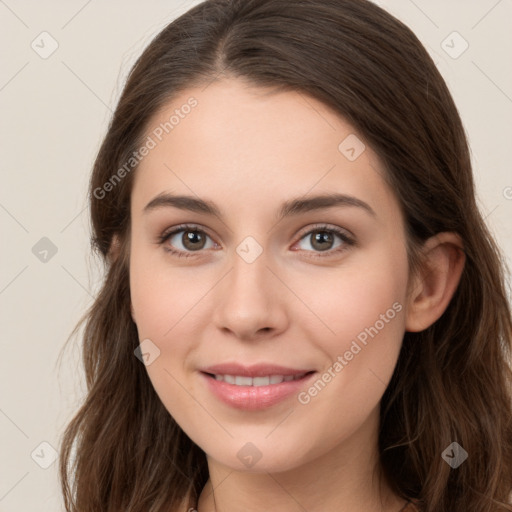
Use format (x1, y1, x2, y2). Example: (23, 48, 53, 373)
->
(129, 78, 411, 474)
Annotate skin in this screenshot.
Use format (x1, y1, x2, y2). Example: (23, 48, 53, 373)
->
(124, 78, 465, 512)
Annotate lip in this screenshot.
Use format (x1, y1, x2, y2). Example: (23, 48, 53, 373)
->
(200, 362, 314, 377)
(199, 363, 317, 410)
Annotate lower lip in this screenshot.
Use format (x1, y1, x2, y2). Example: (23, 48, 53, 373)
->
(200, 371, 316, 410)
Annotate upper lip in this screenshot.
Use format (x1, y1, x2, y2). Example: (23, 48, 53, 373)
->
(200, 363, 315, 378)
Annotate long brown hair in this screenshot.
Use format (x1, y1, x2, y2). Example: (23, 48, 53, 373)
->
(58, 1, 512, 510)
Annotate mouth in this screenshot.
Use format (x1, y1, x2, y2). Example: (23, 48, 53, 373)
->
(202, 371, 315, 386)
(199, 365, 317, 410)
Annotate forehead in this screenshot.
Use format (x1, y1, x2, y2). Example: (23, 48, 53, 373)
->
(131, 78, 398, 223)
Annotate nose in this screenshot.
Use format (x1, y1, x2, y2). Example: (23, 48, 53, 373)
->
(211, 245, 288, 341)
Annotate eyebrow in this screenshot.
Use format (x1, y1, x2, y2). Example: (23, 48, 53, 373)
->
(143, 192, 376, 221)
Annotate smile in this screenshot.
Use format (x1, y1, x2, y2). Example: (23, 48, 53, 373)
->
(200, 370, 317, 410)
(209, 373, 309, 386)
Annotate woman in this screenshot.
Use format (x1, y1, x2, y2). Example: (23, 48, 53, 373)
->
(58, 1, 512, 511)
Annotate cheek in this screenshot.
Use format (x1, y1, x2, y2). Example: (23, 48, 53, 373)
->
(129, 247, 204, 422)
(293, 244, 408, 408)
(297, 248, 408, 429)
(296, 242, 408, 348)
(129, 241, 210, 339)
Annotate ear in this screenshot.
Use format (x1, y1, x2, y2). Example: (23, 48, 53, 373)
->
(107, 234, 121, 264)
(405, 232, 465, 332)
(107, 235, 136, 324)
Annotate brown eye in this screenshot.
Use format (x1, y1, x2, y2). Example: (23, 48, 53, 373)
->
(181, 230, 207, 251)
(158, 224, 217, 258)
(293, 225, 355, 258)
(309, 230, 335, 251)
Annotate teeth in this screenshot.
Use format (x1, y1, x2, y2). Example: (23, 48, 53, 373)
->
(223, 374, 235, 384)
(235, 376, 252, 386)
(253, 376, 270, 386)
(213, 373, 307, 386)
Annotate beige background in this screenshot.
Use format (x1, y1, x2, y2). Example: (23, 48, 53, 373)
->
(1, 1, 511, 510)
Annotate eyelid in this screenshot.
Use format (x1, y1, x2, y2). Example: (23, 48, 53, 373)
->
(293, 222, 355, 242)
(158, 223, 215, 243)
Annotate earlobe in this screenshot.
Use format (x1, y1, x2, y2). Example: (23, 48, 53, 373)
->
(405, 232, 466, 332)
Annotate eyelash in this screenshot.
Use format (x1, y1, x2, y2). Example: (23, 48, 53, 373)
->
(157, 223, 356, 259)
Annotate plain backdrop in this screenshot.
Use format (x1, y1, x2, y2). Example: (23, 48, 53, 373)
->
(1, 1, 511, 510)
